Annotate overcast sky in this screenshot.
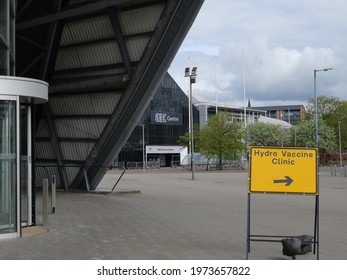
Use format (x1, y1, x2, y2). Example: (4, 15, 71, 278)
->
(168, 0, 346, 108)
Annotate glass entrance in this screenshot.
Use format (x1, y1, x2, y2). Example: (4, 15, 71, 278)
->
(0, 99, 17, 237)
(0, 76, 48, 239)
(21, 106, 32, 226)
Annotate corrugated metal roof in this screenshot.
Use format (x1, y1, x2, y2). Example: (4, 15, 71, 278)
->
(119, 4, 164, 36)
(64, 166, 82, 186)
(35, 165, 81, 188)
(55, 4, 165, 72)
(52, 66, 125, 79)
(49, 93, 121, 115)
(16, 0, 204, 190)
(68, 0, 89, 5)
(126, 35, 150, 61)
(55, 41, 122, 71)
(36, 119, 50, 138)
(55, 118, 107, 138)
(36, 141, 55, 159)
(35, 166, 60, 187)
(61, 141, 95, 161)
(60, 15, 114, 46)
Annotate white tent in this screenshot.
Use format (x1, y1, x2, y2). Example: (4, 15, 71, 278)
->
(258, 115, 292, 128)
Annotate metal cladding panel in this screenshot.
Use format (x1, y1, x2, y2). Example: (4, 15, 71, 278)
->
(55, 118, 107, 138)
(64, 166, 81, 186)
(15, 0, 204, 190)
(126, 35, 150, 62)
(36, 141, 56, 159)
(68, 0, 88, 5)
(52, 66, 125, 79)
(35, 165, 80, 188)
(82, 0, 205, 189)
(35, 118, 50, 138)
(60, 16, 114, 46)
(49, 93, 121, 115)
(119, 4, 164, 36)
(116, 0, 157, 9)
(60, 141, 95, 161)
(53, 13, 123, 72)
(35, 165, 60, 188)
(55, 41, 121, 71)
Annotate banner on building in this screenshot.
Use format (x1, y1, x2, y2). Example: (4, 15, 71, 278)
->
(146, 145, 185, 154)
(151, 111, 182, 125)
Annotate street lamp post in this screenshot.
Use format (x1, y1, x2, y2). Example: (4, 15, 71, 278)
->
(185, 66, 197, 180)
(338, 121, 342, 168)
(313, 68, 333, 146)
(242, 51, 247, 128)
(294, 126, 297, 146)
(141, 124, 145, 172)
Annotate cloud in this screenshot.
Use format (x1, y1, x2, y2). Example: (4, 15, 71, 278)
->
(222, 38, 337, 101)
(169, 0, 346, 107)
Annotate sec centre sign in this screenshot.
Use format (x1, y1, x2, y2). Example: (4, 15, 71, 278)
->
(248, 146, 318, 194)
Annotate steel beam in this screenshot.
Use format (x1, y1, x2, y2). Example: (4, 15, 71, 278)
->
(43, 104, 70, 190)
(108, 9, 133, 77)
(16, 0, 129, 30)
(49, 74, 128, 94)
(72, 0, 204, 189)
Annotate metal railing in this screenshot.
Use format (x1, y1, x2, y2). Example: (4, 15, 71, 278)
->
(330, 165, 347, 177)
(181, 160, 247, 171)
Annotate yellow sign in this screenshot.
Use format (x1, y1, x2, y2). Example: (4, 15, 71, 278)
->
(248, 146, 318, 194)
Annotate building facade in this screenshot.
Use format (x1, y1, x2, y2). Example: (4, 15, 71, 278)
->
(1, 1, 49, 239)
(117, 72, 199, 167)
(196, 103, 267, 128)
(1, 0, 204, 239)
(250, 105, 306, 125)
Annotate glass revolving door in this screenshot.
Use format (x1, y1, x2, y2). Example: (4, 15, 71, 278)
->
(0, 99, 17, 237)
(20, 105, 32, 227)
(0, 76, 48, 239)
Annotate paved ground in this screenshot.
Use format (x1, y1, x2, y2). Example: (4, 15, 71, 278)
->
(0, 166, 346, 260)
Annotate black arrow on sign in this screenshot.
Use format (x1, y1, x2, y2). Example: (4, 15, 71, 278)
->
(274, 176, 293, 186)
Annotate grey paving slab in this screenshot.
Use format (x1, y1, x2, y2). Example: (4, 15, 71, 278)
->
(0, 167, 346, 260)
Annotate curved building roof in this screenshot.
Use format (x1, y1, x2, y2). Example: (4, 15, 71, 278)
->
(15, 0, 204, 190)
(258, 115, 292, 128)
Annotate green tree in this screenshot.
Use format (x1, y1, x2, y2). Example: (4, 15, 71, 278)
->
(245, 122, 290, 146)
(306, 95, 347, 151)
(324, 101, 347, 151)
(306, 96, 341, 122)
(177, 123, 200, 152)
(198, 113, 244, 170)
(289, 120, 337, 164)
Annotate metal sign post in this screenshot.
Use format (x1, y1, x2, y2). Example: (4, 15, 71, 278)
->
(246, 146, 319, 259)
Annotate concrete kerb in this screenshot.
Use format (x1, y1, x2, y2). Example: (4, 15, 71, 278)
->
(92, 168, 142, 194)
(89, 189, 141, 195)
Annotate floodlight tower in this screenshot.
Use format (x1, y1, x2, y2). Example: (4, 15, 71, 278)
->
(313, 68, 333, 146)
(185, 66, 197, 180)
